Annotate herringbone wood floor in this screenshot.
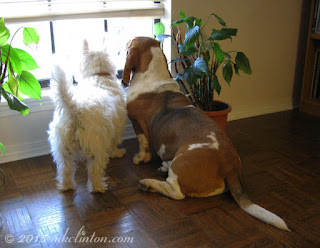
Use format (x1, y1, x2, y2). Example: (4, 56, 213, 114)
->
(0, 110, 319, 247)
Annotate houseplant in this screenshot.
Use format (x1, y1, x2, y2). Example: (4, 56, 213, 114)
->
(155, 10, 252, 130)
(0, 17, 40, 230)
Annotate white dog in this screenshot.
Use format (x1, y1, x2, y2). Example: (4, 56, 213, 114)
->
(48, 40, 127, 193)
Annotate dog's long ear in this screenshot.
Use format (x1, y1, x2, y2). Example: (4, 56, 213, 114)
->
(83, 39, 89, 54)
(122, 47, 138, 86)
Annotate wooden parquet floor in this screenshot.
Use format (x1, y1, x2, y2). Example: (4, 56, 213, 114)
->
(0, 110, 320, 247)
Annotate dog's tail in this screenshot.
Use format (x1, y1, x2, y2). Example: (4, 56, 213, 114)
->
(50, 65, 74, 110)
(226, 169, 290, 231)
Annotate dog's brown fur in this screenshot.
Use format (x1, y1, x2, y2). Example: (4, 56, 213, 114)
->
(123, 37, 290, 231)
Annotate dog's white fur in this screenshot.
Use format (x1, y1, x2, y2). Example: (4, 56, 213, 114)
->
(48, 40, 127, 193)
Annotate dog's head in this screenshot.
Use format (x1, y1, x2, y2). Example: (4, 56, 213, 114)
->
(122, 37, 161, 87)
(81, 39, 117, 78)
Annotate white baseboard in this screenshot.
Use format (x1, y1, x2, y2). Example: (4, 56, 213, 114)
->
(0, 140, 51, 164)
(0, 96, 297, 164)
(228, 98, 297, 121)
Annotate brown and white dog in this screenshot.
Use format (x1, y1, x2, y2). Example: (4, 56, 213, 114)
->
(122, 37, 290, 231)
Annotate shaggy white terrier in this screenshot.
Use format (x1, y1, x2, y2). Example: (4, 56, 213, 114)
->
(48, 40, 127, 193)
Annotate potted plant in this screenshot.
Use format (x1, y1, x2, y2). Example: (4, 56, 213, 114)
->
(0, 17, 40, 231)
(155, 10, 252, 130)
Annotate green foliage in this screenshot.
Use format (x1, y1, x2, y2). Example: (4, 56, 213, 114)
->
(235, 52, 252, 75)
(0, 142, 5, 157)
(223, 60, 233, 84)
(155, 10, 252, 111)
(0, 17, 41, 116)
(23, 27, 39, 45)
(0, 18, 41, 160)
(0, 18, 10, 46)
(154, 22, 165, 37)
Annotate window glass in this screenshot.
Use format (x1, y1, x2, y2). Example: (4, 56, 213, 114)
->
(6, 22, 52, 80)
(6, 18, 154, 83)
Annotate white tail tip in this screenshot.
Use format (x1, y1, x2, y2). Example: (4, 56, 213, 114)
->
(243, 204, 291, 231)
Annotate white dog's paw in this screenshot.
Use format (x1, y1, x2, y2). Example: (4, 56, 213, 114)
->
(157, 161, 171, 175)
(57, 182, 76, 191)
(88, 183, 108, 193)
(157, 166, 169, 174)
(87, 177, 108, 193)
(133, 151, 152, 164)
(111, 148, 126, 158)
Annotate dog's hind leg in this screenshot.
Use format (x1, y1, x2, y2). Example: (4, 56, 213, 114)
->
(54, 149, 76, 191)
(139, 168, 185, 200)
(87, 155, 109, 193)
(129, 119, 152, 164)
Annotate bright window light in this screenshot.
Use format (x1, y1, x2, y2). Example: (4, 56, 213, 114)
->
(6, 17, 154, 84)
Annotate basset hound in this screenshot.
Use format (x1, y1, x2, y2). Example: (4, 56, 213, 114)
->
(122, 37, 290, 231)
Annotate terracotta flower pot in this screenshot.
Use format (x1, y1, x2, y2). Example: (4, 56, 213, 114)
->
(204, 101, 231, 131)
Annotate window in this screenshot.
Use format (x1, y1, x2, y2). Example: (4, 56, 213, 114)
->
(1, 0, 165, 86)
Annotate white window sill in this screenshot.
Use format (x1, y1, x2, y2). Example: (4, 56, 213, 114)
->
(0, 88, 54, 118)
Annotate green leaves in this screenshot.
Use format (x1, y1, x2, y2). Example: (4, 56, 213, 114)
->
(184, 66, 197, 85)
(213, 42, 224, 63)
(171, 9, 252, 107)
(154, 22, 165, 37)
(223, 60, 233, 84)
(178, 10, 186, 19)
(23, 27, 39, 46)
(0, 18, 41, 116)
(0, 18, 10, 47)
(210, 28, 237, 41)
(211, 13, 226, 26)
(156, 34, 170, 43)
(154, 23, 170, 45)
(8, 72, 20, 97)
(1, 44, 23, 75)
(183, 57, 208, 85)
(235, 52, 252, 75)
(0, 142, 5, 157)
(178, 44, 197, 56)
(1, 88, 30, 116)
(15, 48, 39, 71)
(212, 74, 221, 95)
(3, 71, 41, 100)
(184, 25, 200, 48)
(18, 71, 41, 100)
(210, 29, 230, 41)
(193, 57, 209, 75)
(172, 10, 197, 29)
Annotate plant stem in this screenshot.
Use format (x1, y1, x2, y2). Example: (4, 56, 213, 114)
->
(10, 26, 24, 47)
(0, 27, 23, 85)
(200, 13, 214, 32)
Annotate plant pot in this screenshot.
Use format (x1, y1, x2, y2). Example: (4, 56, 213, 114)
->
(204, 100, 231, 131)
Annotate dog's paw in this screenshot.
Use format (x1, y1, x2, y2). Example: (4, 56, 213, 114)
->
(87, 179, 108, 193)
(144, 152, 152, 163)
(112, 148, 126, 158)
(57, 182, 76, 192)
(88, 184, 108, 193)
(157, 166, 169, 176)
(133, 152, 152, 164)
(138, 179, 156, 192)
